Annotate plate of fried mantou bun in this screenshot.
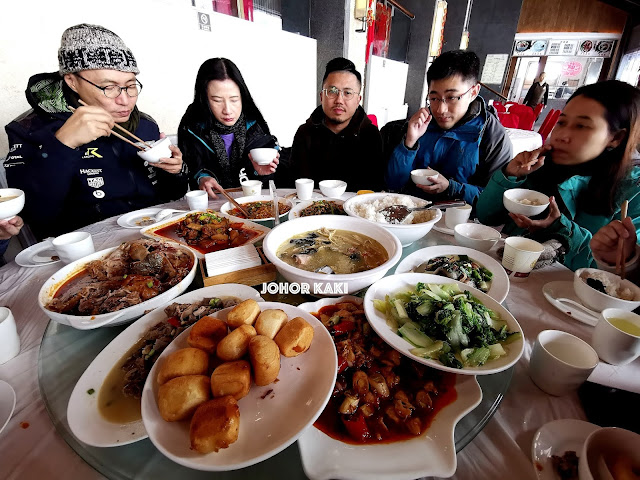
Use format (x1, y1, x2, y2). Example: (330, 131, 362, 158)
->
(141, 299, 338, 471)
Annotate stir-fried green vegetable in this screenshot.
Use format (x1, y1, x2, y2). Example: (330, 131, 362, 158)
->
(373, 282, 520, 369)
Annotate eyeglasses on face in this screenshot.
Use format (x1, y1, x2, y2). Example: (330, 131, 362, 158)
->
(427, 84, 476, 107)
(322, 86, 359, 100)
(75, 74, 143, 98)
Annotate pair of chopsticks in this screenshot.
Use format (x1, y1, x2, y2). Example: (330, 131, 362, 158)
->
(616, 200, 630, 279)
(67, 99, 151, 152)
(215, 185, 250, 217)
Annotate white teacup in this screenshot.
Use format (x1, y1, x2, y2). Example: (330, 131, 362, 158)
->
(0, 307, 20, 364)
(444, 203, 472, 229)
(529, 330, 599, 396)
(502, 236, 544, 281)
(592, 308, 640, 365)
(186, 190, 209, 211)
(295, 178, 314, 200)
(51, 231, 95, 264)
(241, 180, 262, 197)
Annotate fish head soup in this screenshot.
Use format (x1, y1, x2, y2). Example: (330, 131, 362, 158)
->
(276, 228, 388, 274)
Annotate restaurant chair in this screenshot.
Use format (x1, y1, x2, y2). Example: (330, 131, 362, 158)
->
(533, 103, 544, 120)
(538, 109, 561, 142)
(367, 114, 378, 127)
(498, 112, 519, 129)
(493, 102, 506, 113)
(508, 104, 535, 130)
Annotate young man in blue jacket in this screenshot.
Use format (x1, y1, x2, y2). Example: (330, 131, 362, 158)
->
(4, 24, 188, 240)
(386, 50, 512, 206)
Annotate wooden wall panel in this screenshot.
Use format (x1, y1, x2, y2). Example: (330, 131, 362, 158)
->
(517, 0, 626, 33)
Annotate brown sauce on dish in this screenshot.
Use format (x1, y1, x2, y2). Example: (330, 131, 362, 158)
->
(97, 339, 145, 424)
(53, 269, 90, 298)
(312, 303, 457, 445)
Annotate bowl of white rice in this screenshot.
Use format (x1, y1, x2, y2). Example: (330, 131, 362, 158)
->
(574, 268, 640, 313)
(343, 193, 441, 246)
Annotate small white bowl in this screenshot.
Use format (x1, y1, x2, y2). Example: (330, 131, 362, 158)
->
(136, 137, 172, 164)
(220, 194, 293, 227)
(319, 180, 347, 198)
(454, 223, 501, 252)
(503, 188, 549, 217)
(411, 168, 439, 186)
(579, 427, 640, 480)
(343, 192, 441, 247)
(0, 188, 25, 221)
(262, 215, 402, 295)
(250, 148, 278, 165)
(574, 268, 640, 312)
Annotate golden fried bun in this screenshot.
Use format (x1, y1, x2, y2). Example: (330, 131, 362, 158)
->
(216, 324, 257, 361)
(254, 309, 287, 339)
(248, 335, 281, 386)
(187, 316, 228, 354)
(274, 317, 314, 357)
(157, 348, 209, 385)
(226, 299, 261, 329)
(157, 375, 210, 422)
(210, 360, 251, 400)
(190, 396, 240, 453)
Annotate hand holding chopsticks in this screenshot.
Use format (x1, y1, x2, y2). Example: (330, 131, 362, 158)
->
(77, 99, 152, 149)
(616, 200, 630, 279)
(215, 185, 250, 217)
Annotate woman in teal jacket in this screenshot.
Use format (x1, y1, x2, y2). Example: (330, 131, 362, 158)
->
(477, 80, 640, 270)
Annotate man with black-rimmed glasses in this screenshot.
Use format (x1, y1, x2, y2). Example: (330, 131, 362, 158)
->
(4, 24, 187, 240)
(386, 50, 512, 206)
(287, 57, 385, 192)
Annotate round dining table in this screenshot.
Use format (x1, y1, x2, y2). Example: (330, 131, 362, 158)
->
(0, 191, 638, 480)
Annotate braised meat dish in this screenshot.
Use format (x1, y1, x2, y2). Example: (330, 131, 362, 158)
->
(120, 297, 239, 399)
(46, 239, 194, 315)
(313, 301, 457, 444)
(174, 212, 259, 251)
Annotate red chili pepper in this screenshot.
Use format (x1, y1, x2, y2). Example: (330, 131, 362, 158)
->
(342, 412, 371, 442)
(332, 321, 356, 334)
(167, 316, 180, 328)
(337, 355, 348, 374)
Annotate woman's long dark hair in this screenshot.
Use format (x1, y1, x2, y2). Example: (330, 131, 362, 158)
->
(187, 57, 270, 134)
(567, 80, 640, 215)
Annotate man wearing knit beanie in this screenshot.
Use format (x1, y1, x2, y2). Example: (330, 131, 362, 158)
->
(4, 24, 188, 240)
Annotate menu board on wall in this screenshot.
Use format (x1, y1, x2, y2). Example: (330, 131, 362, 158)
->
(513, 39, 548, 56)
(481, 54, 509, 84)
(546, 40, 578, 56)
(577, 39, 616, 57)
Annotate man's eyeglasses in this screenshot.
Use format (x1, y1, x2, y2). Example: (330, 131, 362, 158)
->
(75, 74, 143, 98)
(427, 85, 476, 107)
(322, 86, 359, 100)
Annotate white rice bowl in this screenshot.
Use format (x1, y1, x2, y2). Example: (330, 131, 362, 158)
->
(343, 193, 441, 247)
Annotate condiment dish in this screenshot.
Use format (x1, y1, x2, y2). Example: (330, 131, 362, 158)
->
(573, 268, 640, 312)
(503, 188, 549, 216)
(0, 188, 25, 220)
(250, 148, 278, 165)
(319, 180, 347, 198)
(454, 223, 501, 252)
(411, 168, 439, 186)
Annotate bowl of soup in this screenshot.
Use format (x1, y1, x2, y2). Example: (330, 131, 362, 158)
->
(262, 215, 402, 295)
(0, 188, 25, 221)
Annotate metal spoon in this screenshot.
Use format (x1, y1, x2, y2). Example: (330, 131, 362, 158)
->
(154, 208, 188, 223)
(379, 200, 467, 224)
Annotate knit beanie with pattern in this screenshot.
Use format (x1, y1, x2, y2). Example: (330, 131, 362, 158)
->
(58, 24, 139, 75)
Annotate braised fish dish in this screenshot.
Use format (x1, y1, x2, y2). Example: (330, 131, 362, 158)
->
(46, 239, 194, 315)
(413, 254, 493, 293)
